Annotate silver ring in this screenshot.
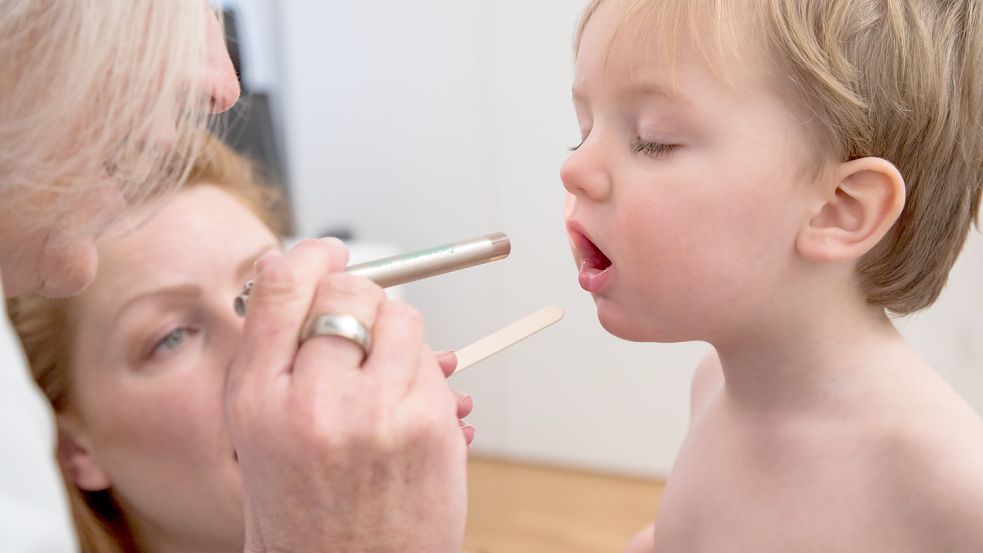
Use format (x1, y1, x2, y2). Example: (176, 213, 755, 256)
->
(302, 314, 373, 358)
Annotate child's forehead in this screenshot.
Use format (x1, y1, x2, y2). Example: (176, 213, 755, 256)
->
(576, 0, 774, 94)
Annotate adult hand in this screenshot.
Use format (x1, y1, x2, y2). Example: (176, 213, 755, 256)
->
(225, 238, 468, 553)
(436, 351, 476, 445)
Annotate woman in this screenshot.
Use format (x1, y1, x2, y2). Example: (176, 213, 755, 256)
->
(13, 136, 474, 551)
(10, 136, 288, 552)
(1, 2, 468, 551)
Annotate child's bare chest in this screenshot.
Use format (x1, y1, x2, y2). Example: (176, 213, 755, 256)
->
(651, 408, 920, 553)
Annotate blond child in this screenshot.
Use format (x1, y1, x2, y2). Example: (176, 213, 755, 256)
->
(562, 0, 983, 551)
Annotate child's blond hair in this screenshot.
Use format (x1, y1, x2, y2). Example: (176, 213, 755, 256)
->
(577, 0, 983, 314)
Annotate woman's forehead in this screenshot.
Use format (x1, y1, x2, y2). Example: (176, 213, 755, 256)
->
(78, 186, 277, 313)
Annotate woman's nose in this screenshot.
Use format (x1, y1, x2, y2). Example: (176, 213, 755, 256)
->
(202, 8, 240, 113)
(217, 297, 247, 366)
(560, 138, 612, 202)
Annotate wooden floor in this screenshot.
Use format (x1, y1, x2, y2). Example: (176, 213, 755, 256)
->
(464, 456, 665, 553)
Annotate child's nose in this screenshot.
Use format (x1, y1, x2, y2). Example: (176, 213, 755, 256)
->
(560, 140, 612, 202)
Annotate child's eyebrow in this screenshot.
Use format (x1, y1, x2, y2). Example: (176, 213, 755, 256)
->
(619, 82, 681, 103)
(571, 82, 684, 107)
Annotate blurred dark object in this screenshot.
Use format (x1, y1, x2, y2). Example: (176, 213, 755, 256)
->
(214, 7, 294, 232)
(318, 228, 355, 241)
(221, 8, 244, 88)
(216, 93, 288, 192)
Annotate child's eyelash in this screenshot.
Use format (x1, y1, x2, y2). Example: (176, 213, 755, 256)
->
(633, 138, 677, 157)
(569, 137, 678, 156)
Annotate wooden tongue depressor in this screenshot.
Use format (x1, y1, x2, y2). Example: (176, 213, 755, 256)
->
(452, 305, 565, 375)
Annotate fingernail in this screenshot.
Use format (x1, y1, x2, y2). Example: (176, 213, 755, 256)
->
(254, 252, 282, 273)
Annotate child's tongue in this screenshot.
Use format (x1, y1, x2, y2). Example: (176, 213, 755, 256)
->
(578, 238, 612, 292)
(585, 242, 612, 271)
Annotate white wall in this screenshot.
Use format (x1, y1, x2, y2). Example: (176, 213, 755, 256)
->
(897, 231, 983, 410)
(266, 0, 983, 478)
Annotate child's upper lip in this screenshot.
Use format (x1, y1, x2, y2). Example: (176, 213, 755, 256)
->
(566, 219, 608, 266)
(566, 219, 590, 249)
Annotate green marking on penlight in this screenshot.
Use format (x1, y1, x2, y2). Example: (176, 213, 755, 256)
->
(359, 246, 456, 269)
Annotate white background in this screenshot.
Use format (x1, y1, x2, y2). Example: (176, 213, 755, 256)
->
(224, 0, 983, 478)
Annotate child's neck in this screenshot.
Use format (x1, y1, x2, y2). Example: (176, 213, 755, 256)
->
(711, 291, 925, 416)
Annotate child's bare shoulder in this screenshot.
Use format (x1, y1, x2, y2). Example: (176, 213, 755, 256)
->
(877, 395, 983, 547)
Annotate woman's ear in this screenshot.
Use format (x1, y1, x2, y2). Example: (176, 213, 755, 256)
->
(796, 157, 906, 262)
(56, 415, 110, 492)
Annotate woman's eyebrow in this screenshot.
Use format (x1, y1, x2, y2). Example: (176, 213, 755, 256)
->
(113, 283, 203, 323)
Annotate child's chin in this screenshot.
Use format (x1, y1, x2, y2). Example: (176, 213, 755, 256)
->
(596, 303, 650, 342)
(596, 302, 690, 343)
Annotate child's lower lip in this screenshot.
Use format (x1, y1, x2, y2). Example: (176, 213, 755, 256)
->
(578, 263, 613, 293)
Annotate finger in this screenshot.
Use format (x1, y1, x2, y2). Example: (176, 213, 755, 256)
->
(254, 251, 282, 273)
(361, 300, 426, 395)
(231, 238, 349, 389)
(407, 343, 459, 423)
(455, 391, 473, 420)
(435, 350, 458, 378)
(462, 423, 475, 446)
(293, 273, 386, 386)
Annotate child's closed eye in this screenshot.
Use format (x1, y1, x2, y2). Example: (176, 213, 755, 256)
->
(633, 137, 678, 158)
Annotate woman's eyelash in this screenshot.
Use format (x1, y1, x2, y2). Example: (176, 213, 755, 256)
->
(633, 138, 678, 157)
(569, 138, 586, 151)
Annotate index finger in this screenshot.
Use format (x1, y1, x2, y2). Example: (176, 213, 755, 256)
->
(230, 238, 350, 388)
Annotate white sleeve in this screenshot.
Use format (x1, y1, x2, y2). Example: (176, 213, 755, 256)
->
(0, 299, 78, 552)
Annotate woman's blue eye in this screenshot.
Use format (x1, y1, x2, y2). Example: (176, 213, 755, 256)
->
(633, 138, 678, 157)
(150, 327, 195, 358)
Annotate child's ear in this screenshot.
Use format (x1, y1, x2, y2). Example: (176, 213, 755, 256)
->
(796, 157, 905, 262)
(56, 415, 110, 492)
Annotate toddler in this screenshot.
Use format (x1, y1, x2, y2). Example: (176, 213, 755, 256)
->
(562, 0, 983, 550)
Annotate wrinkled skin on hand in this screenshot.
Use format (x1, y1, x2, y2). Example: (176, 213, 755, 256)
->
(225, 239, 468, 552)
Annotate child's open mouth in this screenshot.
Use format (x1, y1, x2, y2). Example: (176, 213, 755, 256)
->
(569, 229, 613, 293)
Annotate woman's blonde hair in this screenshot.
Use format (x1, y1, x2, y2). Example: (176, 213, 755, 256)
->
(7, 134, 288, 553)
(575, 0, 983, 314)
(0, 0, 213, 230)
